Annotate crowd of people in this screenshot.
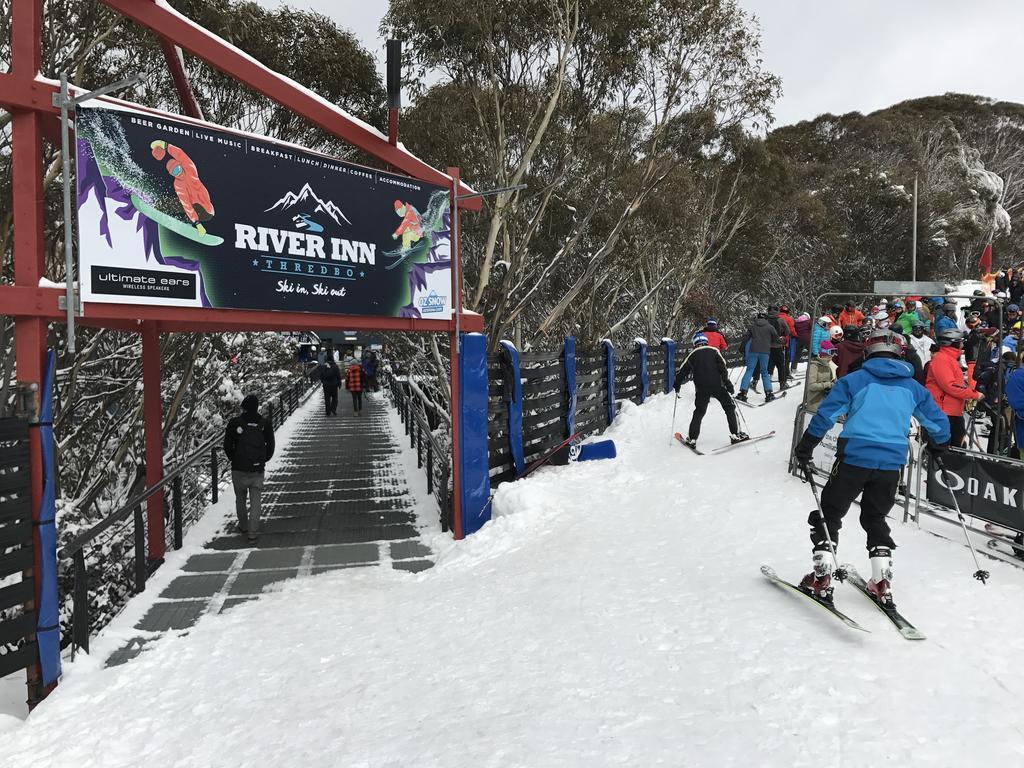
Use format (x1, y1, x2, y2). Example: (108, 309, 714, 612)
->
(673, 289, 1024, 606)
(309, 345, 379, 417)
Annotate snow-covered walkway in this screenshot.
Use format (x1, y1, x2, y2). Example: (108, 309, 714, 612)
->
(3, 388, 1024, 766)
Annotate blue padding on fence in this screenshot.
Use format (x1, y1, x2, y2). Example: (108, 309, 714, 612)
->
(499, 340, 525, 476)
(603, 339, 616, 424)
(637, 339, 649, 403)
(459, 333, 491, 536)
(663, 339, 676, 393)
(564, 337, 577, 438)
(36, 350, 60, 684)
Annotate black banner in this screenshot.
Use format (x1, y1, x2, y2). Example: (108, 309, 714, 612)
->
(925, 450, 1024, 531)
(76, 103, 452, 319)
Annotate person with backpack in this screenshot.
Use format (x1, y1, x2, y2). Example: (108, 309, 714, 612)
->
(346, 356, 364, 414)
(318, 357, 341, 416)
(926, 328, 983, 448)
(223, 395, 275, 543)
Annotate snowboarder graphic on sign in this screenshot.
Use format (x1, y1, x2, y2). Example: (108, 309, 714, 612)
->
(392, 199, 423, 250)
(150, 140, 215, 236)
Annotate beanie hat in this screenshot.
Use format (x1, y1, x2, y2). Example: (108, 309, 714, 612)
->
(241, 394, 260, 412)
(692, 332, 709, 347)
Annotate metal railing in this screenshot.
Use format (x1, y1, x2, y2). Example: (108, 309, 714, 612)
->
(382, 370, 453, 532)
(60, 375, 316, 655)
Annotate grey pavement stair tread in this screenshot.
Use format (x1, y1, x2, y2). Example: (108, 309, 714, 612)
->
(391, 541, 433, 561)
(229, 569, 299, 595)
(182, 553, 239, 572)
(394, 559, 433, 574)
(242, 548, 305, 570)
(220, 597, 257, 613)
(136, 600, 209, 631)
(313, 543, 379, 566)
(160, 573, 230, 599)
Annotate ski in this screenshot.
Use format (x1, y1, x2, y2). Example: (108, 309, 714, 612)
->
(841, 565, 926, 640)
(711, 431, 776, 453)
(520, 432, 584, 479)
(986, 538, 1024, 561)
(673, 432, 704, 455)
(737, 391, 788, 408)
(761, 566, 869, 633)
(984, 523, 1024, 543)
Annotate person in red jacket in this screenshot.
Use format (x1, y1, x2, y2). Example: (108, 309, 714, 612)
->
(925, 329, 982, 447)
(702, 318, 728, 352)
(838, 301, 865, 329)
(345, 357, 364, 415)
(150, 140, 215, 235)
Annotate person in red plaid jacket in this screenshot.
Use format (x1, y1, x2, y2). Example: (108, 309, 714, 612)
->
(345, 357, 364, 415)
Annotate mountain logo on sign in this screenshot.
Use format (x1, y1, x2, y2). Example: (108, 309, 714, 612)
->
(418, 290, 447, 314)
(265, 183, 351, 228)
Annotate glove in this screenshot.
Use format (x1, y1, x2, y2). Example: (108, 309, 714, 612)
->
(725, 380, 735, 395)
(927, 441, 950, 460)
(794, 431, 821, 472)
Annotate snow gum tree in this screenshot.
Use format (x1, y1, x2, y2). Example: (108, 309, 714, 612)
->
(386, 0, 781, 347)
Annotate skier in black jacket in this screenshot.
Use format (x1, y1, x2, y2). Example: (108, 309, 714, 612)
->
(675, 332, 749, 449)
(224, 394, 275, 542)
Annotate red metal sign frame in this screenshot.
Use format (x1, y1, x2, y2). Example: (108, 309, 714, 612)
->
(2, 0, 481, 705)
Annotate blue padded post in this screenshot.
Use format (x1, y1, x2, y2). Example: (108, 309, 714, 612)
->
(663, 339, 676, 394)
(564, 337, 577, 438)
(459, 333, 491, 536)
(603, 339, 615, 425)
(636, 338, 648, 403)
(499, 340, 525, 476)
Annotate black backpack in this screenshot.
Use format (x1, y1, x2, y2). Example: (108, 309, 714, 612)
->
(235, 419, 267, 468)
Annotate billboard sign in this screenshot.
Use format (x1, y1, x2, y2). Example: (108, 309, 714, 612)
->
(75, 102, 452, 319)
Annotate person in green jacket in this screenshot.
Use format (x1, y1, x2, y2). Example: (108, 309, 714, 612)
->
(895, 300, 922, 334)
(805, 340, 837, 411)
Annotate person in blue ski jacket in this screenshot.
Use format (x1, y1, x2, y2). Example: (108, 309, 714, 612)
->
(810, 315, 831, 356)
(1006, 365, 1024, 459)
(935, 303, 959, 333)
(793, 328, 950, 608)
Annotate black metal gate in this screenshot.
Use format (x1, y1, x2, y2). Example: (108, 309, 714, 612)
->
(0, 417, 37, 679)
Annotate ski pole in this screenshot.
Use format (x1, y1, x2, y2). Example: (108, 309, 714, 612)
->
(669, 390, 680, 446)
(800, 463, 847, 582)
(933, 455, 990, 583)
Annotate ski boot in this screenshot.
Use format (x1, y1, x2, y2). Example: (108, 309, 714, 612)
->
(683, 436, 698, 449)
(735, 390, 748, 402)
(730, 432, 750, 444)
(764, 391, 776, 403)
(799, 550, 836, 603)
(866, 546, 895, 608)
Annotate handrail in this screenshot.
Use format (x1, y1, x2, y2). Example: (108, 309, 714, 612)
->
(59, 433, 220, 559)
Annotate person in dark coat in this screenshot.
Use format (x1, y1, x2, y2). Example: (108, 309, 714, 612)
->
(737, 312, 780, 402)
(319, 358, 341, 416)
(835, 327, 866, 378)
(223, 394, 275, 542)
(675, 332, 747, 449)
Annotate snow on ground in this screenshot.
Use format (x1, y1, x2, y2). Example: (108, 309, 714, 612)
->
(3, 388, 1024, 766)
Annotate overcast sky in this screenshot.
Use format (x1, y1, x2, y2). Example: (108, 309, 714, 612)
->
(257, 0, 1024, 128)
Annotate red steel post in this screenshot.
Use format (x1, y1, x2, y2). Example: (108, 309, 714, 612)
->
(141, 322, 166, 561)
(447, 167, 464, 539)
(11, 0, 47, 707)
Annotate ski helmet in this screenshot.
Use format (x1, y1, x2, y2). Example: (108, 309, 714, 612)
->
(864, 328, 907, 359)
(936, 328, 965, 347)
(1009, 305, 1021, 313)
(692, 332, 709, 347)
(817, 316, 831, 328)
(943, 303, 958, 315)
(829, 325, 843, 339)
(819, 340, 837, 356)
